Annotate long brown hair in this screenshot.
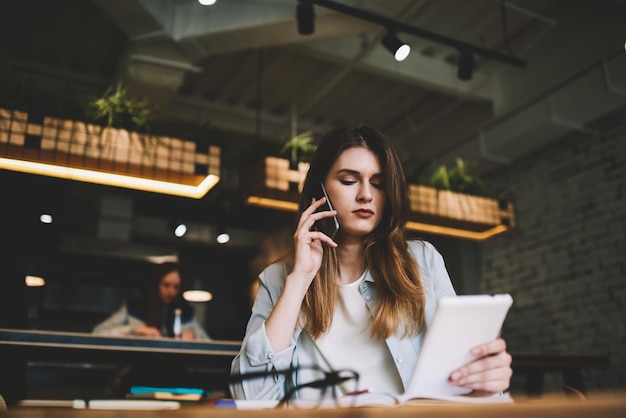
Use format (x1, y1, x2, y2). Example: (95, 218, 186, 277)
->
(144, 262, 182, 329)
(297, 123, 425, 340)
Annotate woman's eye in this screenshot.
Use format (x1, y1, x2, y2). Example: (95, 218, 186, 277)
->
(340, 179, 357, 185)
(371, 182, 385, 189)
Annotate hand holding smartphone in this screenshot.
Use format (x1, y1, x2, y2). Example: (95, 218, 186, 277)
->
(313, 182, 339, 239)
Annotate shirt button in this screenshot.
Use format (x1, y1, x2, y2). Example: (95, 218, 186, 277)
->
(396, 358, 403, 363)
(366, 296, 372, 301)
(267, 353, 274, 359)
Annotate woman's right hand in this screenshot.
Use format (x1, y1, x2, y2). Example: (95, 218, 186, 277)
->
(133, 325, 161, 338)
(264, 197, 338, 352)
(290, 197, 338, 288)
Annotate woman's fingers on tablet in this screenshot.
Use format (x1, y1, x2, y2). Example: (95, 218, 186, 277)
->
(449, 340, 512, 394)
(470, 337, 507, 356)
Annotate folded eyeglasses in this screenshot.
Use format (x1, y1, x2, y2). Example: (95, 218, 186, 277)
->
(230, 365, 362, 408)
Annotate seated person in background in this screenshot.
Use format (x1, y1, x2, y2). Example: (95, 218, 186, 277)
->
(93, 262, 209, 340)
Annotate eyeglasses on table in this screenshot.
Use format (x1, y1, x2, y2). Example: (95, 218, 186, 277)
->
(230, 364, 362, 408)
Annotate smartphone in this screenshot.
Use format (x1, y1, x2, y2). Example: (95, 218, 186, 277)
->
(313, 182, 339, 239)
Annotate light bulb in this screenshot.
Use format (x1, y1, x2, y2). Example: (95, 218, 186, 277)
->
(216, 232, 230, 244)
(174, 223, 187, 237)
(183, 290, 213, 302)
(25, 275, 45, 287)
(395, 44, 411, 61)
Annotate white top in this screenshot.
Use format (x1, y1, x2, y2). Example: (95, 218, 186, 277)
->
(230, 240, 458, 401)
(298, 271, 404, 397)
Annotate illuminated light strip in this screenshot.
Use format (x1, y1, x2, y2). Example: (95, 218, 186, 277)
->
(0, 157, 219, 199)
(245, 196, 299, 212)
(406, 221, 509, 241)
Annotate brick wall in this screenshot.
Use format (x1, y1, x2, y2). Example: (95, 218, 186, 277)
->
(481, 130, 626, 394)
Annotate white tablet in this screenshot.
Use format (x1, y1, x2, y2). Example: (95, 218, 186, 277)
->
(402, 294, 513, 400)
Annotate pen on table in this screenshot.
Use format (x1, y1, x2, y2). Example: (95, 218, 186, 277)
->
(344, 387, 373, 396)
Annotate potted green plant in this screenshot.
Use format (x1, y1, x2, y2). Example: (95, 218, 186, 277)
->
(86, 81, 155, 134)
(278, 130, 316, 192)
(280, 130, 316, 169)
(240, 131, 316, 209)
(429, 157, 488, 196)
(407, 157, 514, 240)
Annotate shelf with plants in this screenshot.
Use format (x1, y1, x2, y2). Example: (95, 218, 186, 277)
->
(407, 158, 515, 241)
(242, 130, 315, 211)
(0, 83, 220, 198)
(240, 134, 515, 240)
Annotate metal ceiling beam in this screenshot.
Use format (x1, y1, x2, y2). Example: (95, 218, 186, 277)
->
(308, 0, 527, 68)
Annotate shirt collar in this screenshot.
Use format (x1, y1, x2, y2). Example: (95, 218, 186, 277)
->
(363, 268, 375, 283)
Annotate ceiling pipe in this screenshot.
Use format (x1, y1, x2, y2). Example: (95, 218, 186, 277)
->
(309, 0, 526, 68)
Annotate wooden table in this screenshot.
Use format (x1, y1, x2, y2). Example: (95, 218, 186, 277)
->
(0, 328, 242, 397)
(0, 328, 610, 397)
(0, 328, 240, 369)
(3, 393, 626, 418)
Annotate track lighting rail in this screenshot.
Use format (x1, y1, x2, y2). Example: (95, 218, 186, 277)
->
(308, 0, 526, 68)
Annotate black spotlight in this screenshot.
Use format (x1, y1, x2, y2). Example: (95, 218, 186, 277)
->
(296, 0, 315, 35)
(457, 51, 475, 81)
(382, 32, 411, 62)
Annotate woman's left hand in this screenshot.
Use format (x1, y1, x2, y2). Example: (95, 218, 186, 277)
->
(180, 330, 196, 340)
(448, 337, 512, 395)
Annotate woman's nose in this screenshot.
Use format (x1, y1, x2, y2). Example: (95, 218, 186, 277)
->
(357, 183, 373, 202)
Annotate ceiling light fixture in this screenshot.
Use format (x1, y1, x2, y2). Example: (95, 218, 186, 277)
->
(457, 51, 475, 81)
(183, 289, 213, 302)
(183, 279, 213, 303)
(216, 227, 230, 244)
(296, 0, 315, 35)
(174, 223, 187, 238)
(382, 32, 411, 62)
(25, 275, 46, 287)
(24, 259, 47, 287)
(198, 0, 217, 5)
(308, 0, 525, 68)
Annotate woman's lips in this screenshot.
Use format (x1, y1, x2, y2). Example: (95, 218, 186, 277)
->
(353, 209, 374, 218)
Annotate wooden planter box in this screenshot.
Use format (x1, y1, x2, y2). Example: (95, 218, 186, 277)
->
(243, 156, 309, 211)
(0, 108, 220, 197)
(408, 184, 515, 240)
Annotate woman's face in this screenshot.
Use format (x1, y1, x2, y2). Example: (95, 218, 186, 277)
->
(159, 270, 181, 305)
(324, 147, 386, 239)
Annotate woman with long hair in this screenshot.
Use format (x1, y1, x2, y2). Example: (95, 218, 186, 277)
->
(230, 123, 511, 401)
(94, 262, 208, 340)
